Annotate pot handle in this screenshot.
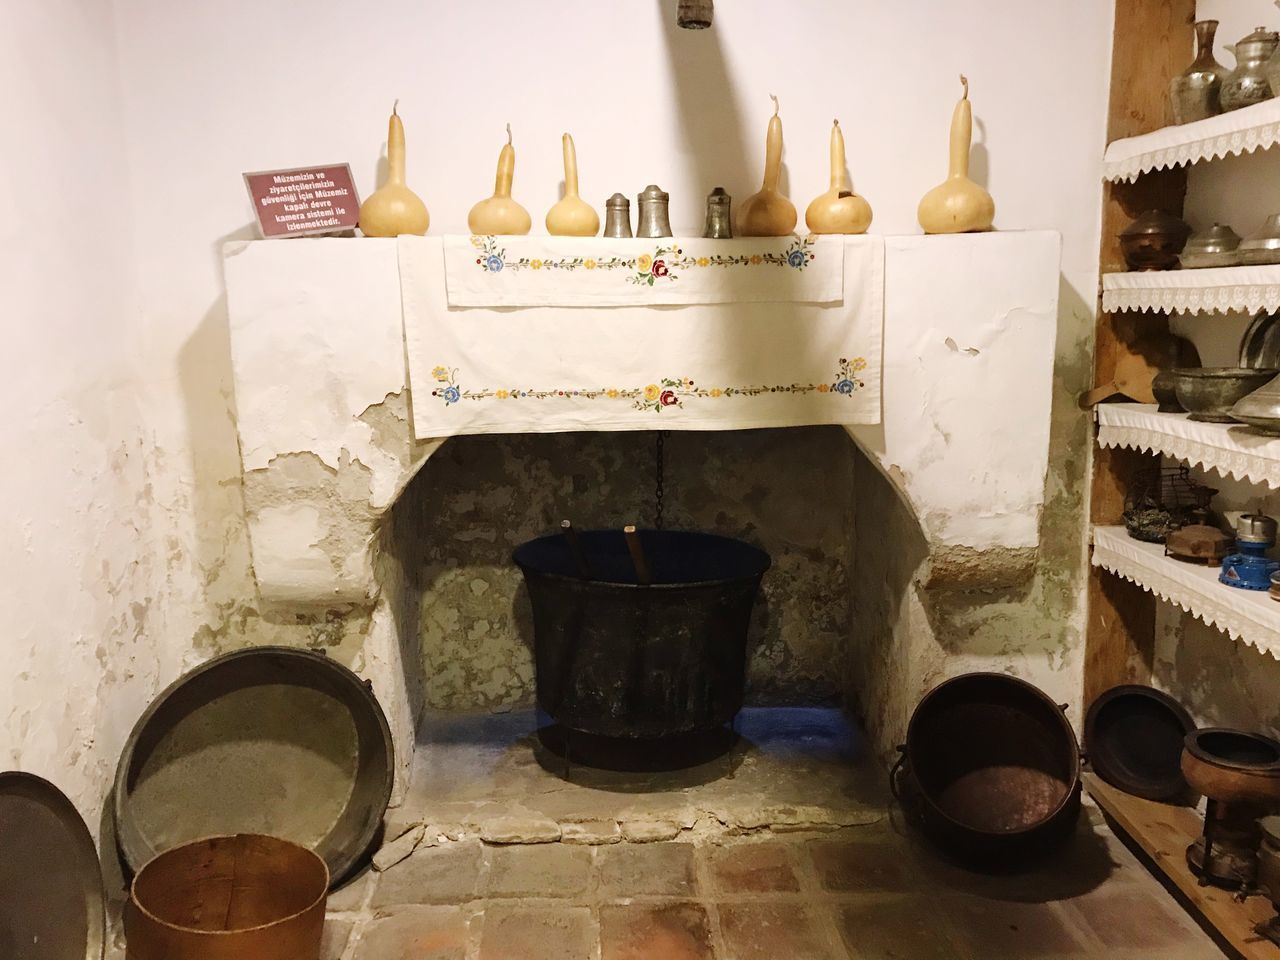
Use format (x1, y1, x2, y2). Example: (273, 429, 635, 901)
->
(889, 745, 908, 803)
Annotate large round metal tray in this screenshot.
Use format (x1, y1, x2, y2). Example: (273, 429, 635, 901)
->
(114, 646, 393, 886)
(1240, 310, 1280, 371)
(1085, 684, 1195, 801)
(0, 772, 104, 960)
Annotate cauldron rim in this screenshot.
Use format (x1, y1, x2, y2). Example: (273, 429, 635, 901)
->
(512, 528, 771, 590)
(905, 671, 1081, 838)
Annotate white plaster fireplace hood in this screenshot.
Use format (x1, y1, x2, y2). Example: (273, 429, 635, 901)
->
(223, 231, 1061, 788)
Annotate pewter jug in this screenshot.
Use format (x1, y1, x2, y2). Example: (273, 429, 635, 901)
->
(1171, 20, 1228, 123)
(703, 187, 733, 239)
(1222, 26, 1279, 112)
(604, 193, 632, 238)
(637, 185, 672, 238)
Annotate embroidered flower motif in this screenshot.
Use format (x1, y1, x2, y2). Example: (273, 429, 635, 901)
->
(750, 254, 763, 265)
(852, 357, 867, 372)
(469, 236, 486, 249)
(787, 249, 806, 268)
(485, 255, 504, 272)
(606, 388, 619, 398)
(710, 387, 722, 398)
(585, 259, 597, 270)
(660, 389, 678, 406)
(432, 366, 450, 382)
(636, 254, 653, 273)
(697, 257, 710, 267)
(834, 379, 854, 395)
(643, 384, 660, 401)
(817, 383, 830, 393)
(496, 389, 510, 399)
(652, 260, 669, 278)
(531, 259, 544, 270)
(442, 386, 461, 404)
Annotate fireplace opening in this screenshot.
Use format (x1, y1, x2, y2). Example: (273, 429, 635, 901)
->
(376, 425, 874, 832)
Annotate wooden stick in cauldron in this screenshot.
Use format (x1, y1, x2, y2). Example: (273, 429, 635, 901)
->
(624, 525, 651, 585)
(560, 520, 592, 578)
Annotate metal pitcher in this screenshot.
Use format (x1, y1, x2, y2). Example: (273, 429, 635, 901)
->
(703, 187, 733, 239)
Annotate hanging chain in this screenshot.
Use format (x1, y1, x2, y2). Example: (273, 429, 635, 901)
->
(654, 430, 669, 529)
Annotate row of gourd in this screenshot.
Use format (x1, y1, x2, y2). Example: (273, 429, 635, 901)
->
(359, 79, 995, 240)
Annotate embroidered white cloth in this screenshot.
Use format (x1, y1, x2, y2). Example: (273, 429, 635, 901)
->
(1102, 97, 1280, 183)
(443, 235, 842, 306)
(399, 236, 882, 438)
(1102, 264, 1280, 315)
(1096, 402, 1280, 488)
(1092, 525, 1280, 660)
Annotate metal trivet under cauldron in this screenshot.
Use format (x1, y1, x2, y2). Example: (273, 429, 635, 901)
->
(1181, 729, 1280, 892)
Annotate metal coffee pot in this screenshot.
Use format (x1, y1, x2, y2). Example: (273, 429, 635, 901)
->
(1222, 26, 1279, 111)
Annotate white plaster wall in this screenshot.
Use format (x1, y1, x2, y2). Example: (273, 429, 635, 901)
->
(0, 0, 1116, 830)
(0, 1, 189, 830)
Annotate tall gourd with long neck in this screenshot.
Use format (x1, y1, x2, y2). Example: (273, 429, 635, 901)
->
(805, 120, 873, 235)
(359, 101, 430, 237)
(468, 125, 532, 235)
(545, 133, 599, 237)
(738, 95, 797, 237)
(917, 76, 995, 235)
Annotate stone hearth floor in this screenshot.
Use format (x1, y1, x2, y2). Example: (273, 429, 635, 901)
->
(313, 707, 1224, 959)
(388, 707, 885, 842)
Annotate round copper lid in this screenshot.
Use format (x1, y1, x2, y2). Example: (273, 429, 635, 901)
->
(0, 772, 105, 960)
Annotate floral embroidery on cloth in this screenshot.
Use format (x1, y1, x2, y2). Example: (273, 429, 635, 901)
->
(471, 235, 817, 284)
(430, 357, 868, 413)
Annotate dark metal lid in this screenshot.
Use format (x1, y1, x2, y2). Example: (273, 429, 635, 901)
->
(0, 772, 105, 960)
(1085, 685, 1195, 800)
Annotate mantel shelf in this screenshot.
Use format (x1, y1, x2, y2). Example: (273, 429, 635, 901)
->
(1101, 264, 1280, 315)
(1096, 403, 1280, 489)
(1103, 96, 1280, 182)
(1092, 525, 1280, 660)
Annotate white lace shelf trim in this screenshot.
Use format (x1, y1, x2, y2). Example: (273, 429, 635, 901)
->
(1101, 282, 1280, 316)
(1103, 99, 1280, 182)
(1092, 526, 1280, 662)
(1097, 424, 1280, 488)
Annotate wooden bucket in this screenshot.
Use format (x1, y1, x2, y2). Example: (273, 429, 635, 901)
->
(125, 834, 328, 960)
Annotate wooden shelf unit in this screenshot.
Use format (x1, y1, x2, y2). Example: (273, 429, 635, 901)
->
(1084, 774, 1277, 959)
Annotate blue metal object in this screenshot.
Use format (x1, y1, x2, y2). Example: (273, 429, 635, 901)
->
(1220, 539, 1280, 590)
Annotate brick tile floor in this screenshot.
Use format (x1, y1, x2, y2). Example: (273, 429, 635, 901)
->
(476, 905, 595, 960)
(323, 820, 1225, 960)
(600, 902, 714, 960)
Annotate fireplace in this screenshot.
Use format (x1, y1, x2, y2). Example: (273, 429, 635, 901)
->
(223, 231, 1062, 799)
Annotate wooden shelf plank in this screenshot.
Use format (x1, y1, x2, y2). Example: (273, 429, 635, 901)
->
(1084, 773, 1278, 958)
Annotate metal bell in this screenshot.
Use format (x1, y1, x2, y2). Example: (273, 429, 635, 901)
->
(604, 193, 633, 238)
(703, 187, 733, 239)
(636, 185, 673, 238)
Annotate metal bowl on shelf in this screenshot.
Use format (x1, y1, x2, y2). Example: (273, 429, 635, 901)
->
(1179, 223, 1242, 269)
(1239, 214, 1280, 265)
(1171, 367, 1279, 422)
(1230, 372, 1280, 434)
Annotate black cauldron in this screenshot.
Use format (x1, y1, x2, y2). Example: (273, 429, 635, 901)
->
(513, 529, 770, 740)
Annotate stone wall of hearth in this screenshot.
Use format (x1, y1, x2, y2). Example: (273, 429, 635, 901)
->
(398, 426, 855, 710)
